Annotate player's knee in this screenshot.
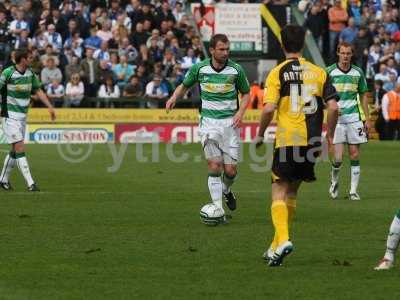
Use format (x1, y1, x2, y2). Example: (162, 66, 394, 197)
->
(208, 160, 223, 173)
(272, 182, 289, 200)
(13, 142, 25, 153)
(224, 166, 237, 178)
(349, 149, 359, 160)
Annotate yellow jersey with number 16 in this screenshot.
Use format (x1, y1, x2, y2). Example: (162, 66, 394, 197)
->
(263, 57, 338, 148)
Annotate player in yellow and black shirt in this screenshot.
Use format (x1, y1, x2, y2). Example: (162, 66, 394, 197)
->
(255, 25, 339, 267)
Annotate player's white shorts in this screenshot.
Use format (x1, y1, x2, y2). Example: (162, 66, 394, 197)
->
(333, 121, 368, 145)
(1, 117, 26, 144)
(198, 116, 240, 164)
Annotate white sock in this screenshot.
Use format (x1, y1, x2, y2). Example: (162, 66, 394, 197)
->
(222, 173, 236, 194)
(0, 153, 16, 183)
(208, 175, 223, 210)
(331, 162, 341, 184)
(350, 162, 360, 194)
(384, 214, 400, 262)
(16, 154, 34, 187)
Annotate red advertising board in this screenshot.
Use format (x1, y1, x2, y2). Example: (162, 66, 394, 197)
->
(115, 123, 278, 143)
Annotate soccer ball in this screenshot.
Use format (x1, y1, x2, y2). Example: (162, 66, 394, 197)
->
(200, 203, 225, 226)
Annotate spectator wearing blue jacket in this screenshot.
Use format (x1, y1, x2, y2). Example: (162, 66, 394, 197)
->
(339, 17, 358, 44)
(347, 0, 361, 26)
(384, 12, 399, 35)
(84, 28, 102, 50)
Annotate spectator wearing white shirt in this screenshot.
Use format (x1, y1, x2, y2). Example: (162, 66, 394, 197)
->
(181, 48, 200, 71)
(112, 12, 132, 33)
(65, 73, 85, 107)
(41, 57, 63, 89)
(145, 75, 169, 108)
(46, 79, 65, 108)
(387, 58, 398, 78)
(366, 43, 381, 77)
(146, 29, 164, 49)
(173, 2, 185, 23)
(97, 77, 120, 108)
(369, 44, 381, 64)
(375, 64, 391, 88)
(9, 9, 29, 38)
(44, 24, 63, 52)
(64, 32, 84, 58)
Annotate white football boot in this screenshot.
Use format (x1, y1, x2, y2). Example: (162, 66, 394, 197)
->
(374, 258, 394, 270)
(268, 241, 294, 267)
(349, 192, 361, 201)
(329, 181, 339, 199)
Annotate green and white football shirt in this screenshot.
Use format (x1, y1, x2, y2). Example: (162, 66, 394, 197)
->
(182, 58, 250, 119)
(0, 66, 41, 120)
(326, 64, 368, 124)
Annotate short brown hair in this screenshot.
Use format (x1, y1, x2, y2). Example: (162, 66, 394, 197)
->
(209, 34, 229, 49)
(337, 42, 353, 53)
(14, 49, 31, 64)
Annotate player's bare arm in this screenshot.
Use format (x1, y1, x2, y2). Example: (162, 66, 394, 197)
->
(232, 92, 250, 128)
(255, 103, 276, 147)
(361, 93, 371, 132)
(165, 84, 189, 112)
(36, 89, 56, 121)
(326, 99, 339, 145)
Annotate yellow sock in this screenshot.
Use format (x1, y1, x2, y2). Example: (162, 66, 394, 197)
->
(287, 197, 297, 224)
(271, 200, 289, 245)
(270, 198, 296, 250)
(270, 232, 279, 251)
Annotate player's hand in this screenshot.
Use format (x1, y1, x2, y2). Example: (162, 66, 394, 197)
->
(364, 120, 371, 134)
(232, 112, 243, 128)
(254, 135, 264, 148)
(166, 98, 176, 113)
(49, 107, 56, 121)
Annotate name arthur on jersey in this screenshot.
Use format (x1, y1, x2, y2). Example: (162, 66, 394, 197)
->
(282, 65, 318, 82)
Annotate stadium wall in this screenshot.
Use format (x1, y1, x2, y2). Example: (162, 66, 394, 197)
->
(0, 109, 332, 144)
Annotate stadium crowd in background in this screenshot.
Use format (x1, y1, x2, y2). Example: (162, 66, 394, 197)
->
(0, 0, 399, 138)
(301, 0, 400, 140)
(0, 0, 205, 108)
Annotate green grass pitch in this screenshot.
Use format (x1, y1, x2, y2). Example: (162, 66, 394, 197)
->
(0, 142, 399, 299)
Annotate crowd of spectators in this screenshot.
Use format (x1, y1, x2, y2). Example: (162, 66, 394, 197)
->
(302, 0, 400, 78)
(301, 0, 400, 139)
(0, 0, 205, 108)
(2, 0, 400, 138)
